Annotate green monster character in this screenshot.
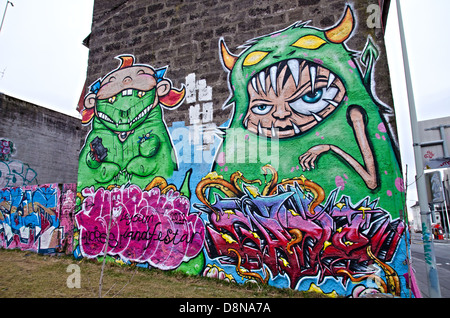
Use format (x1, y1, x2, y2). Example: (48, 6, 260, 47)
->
(212, 6, 404, 218)
(78, 55, 185, 190)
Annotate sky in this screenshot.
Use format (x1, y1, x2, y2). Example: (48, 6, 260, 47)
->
(1, 0, 450, 207)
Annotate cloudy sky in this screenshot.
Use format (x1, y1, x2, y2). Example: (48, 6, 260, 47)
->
(1, 0, 449, 206)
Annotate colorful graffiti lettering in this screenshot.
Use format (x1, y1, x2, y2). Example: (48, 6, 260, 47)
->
(196, 166, 404, 294)
(0, 183, 74, 254)
(0, 139, 38, 188)
(0, 160, 38, 188)
(75, 182, 204, 270)
(0, 139, 16, 161)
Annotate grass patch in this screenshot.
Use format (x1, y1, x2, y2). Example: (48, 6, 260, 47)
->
(0, 249, 331, 298)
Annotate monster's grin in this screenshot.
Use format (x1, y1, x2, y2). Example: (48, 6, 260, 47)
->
(96, 88, 157, 134)
(244, 58, 346, 138)
(97, 103, 153, 128)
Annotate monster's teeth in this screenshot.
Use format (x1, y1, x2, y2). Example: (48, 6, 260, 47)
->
(244, 117, 249, 128)
(270, 65, 277, 95)
(287, 59, 300, 86)
(325, 99, 339, 107)
(271, 124, 277, 138)
(327, 73, 335, 89)
(122, 89, 133, 96)
(251, 77, 258, 93)
(258, 71, 266, 94)
(311, 112, 322, 122)
(291, 121, 300, 135)
(257, 121, 263, 136)
(309, 65, 317, 94)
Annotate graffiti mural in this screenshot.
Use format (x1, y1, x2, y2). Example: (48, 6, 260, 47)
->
(0, 183, 74, 254)
(76, 184, 204, 269)
(0, 139, 38, 188)
(73, 5, 415, 298)
(75, 55, 206, 273)
(195, 6, 410, 297)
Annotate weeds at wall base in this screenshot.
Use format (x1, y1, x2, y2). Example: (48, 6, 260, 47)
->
(0, 248, 331, 298)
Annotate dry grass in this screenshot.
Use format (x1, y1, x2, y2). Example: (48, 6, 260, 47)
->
(0, 249, 330, 298)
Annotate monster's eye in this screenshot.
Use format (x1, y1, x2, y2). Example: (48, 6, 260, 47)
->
(243, 51, 269, 66)
(251, 104, 273, 115)
(108, 96, 116, 104)
(292, 35, 327, 50)
(301, 89, 323, 103)
(289, 87, 339, 116)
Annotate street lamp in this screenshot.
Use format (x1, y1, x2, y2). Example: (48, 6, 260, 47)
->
(0, 1, 14, 34)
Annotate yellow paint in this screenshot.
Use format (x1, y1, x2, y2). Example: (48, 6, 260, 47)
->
(221, 233, 237, 244)
(224, 210, 235, 219)
(244, 184, 260, 198)
(307, 283, 339, 298)
(336, 202, 346, 210)
(292, 35, 327, 50)
(323, 240, 332, 251)
(201, 171, 223, 180)
(243, 51, 269, 66)
(280, 257, 290, 267)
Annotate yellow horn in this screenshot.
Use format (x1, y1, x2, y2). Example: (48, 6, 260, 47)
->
(325, 6, 355, 44)
(219, 38, 238, 71)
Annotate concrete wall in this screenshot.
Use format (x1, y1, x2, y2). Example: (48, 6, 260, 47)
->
(0, 94, 83, 186)
(75, 0, 416, 298)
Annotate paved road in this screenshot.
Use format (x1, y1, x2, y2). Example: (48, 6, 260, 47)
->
(410, 232, 450, 298)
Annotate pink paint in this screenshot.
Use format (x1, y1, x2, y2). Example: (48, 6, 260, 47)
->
(348, 60, 356, 68)
(244, 134, 249, 140)
(216, 151, 226, 167)
(291, 167, 295, 172)
(375, 133, 381, 139)
(75, 185, 205, 269)
(387, 190, 392, 197)
(395, 177, 405, 192)
(313, 58, 324, 65)
(378, 122, 386, 133)
(224, 166, 228, 172)
(335, 175, 346, 190)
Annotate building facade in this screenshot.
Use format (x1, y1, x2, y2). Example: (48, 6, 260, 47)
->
(74, 0, 416, 297)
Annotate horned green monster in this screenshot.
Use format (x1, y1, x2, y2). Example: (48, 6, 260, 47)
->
(212, 6, 404, 218)
(78, 55, 185, 190)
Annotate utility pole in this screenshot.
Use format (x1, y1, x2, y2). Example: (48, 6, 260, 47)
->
(395, 0, 441, 297)
(0, 1, 13, 33)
